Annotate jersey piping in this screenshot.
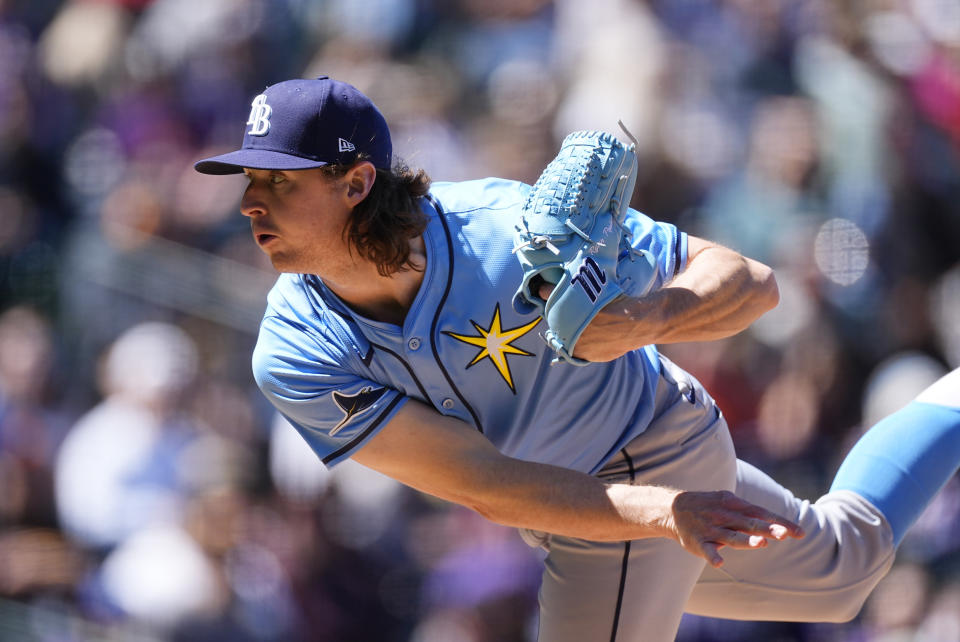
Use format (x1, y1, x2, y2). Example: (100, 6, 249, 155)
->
(426, 194, 485, 433)
(368, 342, 432, 405)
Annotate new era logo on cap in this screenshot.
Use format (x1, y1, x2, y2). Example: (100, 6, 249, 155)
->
(338, 138, 356, 153)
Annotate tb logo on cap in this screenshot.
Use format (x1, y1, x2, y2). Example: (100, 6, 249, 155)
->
(246, 94, 272, 136)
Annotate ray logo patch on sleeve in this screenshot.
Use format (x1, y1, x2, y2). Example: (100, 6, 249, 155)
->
(330, 386, 388, 436)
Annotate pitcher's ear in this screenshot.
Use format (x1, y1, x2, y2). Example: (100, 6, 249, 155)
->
(344, 161, 376, 205)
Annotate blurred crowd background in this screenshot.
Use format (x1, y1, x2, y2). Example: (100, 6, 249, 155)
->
(0, 0, 958, 640)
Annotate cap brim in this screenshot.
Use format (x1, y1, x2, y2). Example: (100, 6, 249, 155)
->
(194, 149, 330, 175)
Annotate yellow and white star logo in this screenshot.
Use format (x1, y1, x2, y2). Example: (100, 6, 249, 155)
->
(444, 304, 541, 393)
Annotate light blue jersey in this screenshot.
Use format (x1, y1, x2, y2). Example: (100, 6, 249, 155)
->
(253, 178, 687, 473)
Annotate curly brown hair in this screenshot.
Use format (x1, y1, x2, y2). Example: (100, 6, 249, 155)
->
(321, 158, 431, 276)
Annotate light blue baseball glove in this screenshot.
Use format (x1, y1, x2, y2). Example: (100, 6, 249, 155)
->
(512, 127, 658, 365)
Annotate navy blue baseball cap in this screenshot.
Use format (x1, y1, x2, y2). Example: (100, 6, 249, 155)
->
(194, 76, 392, 175)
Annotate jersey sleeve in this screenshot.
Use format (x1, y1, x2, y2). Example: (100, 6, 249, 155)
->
(618, 208, 687, 298)
(252, 314, 407, 468)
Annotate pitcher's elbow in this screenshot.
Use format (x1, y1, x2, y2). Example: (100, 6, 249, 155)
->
(757, 266, 779, 312)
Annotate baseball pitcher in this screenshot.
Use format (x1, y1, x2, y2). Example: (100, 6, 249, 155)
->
(195, 76, 960, 641)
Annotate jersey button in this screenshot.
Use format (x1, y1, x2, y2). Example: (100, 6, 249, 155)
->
(441, 398, 455, 410)
(407, 337, 421, 350)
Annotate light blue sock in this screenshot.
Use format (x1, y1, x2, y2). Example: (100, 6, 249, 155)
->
(830, 401, 960, 546)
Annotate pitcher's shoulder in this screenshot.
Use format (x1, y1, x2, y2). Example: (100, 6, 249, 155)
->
(429, 177, 531, 215)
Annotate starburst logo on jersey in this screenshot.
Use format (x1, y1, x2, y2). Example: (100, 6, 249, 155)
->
(443, 304, 541, 393)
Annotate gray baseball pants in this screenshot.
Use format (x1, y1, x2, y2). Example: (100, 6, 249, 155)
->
(526, 356, 895, 642)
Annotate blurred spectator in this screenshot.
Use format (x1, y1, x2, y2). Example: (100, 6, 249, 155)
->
(697, 94, 823, 267)
(55, 322, 200, 549)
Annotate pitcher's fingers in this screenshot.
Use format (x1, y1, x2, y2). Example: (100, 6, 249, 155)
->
(734, 505, 805, 538)
(700, 541, 724, 568)
(715, 530, 769, 550)
(722, 515, 785, 538)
